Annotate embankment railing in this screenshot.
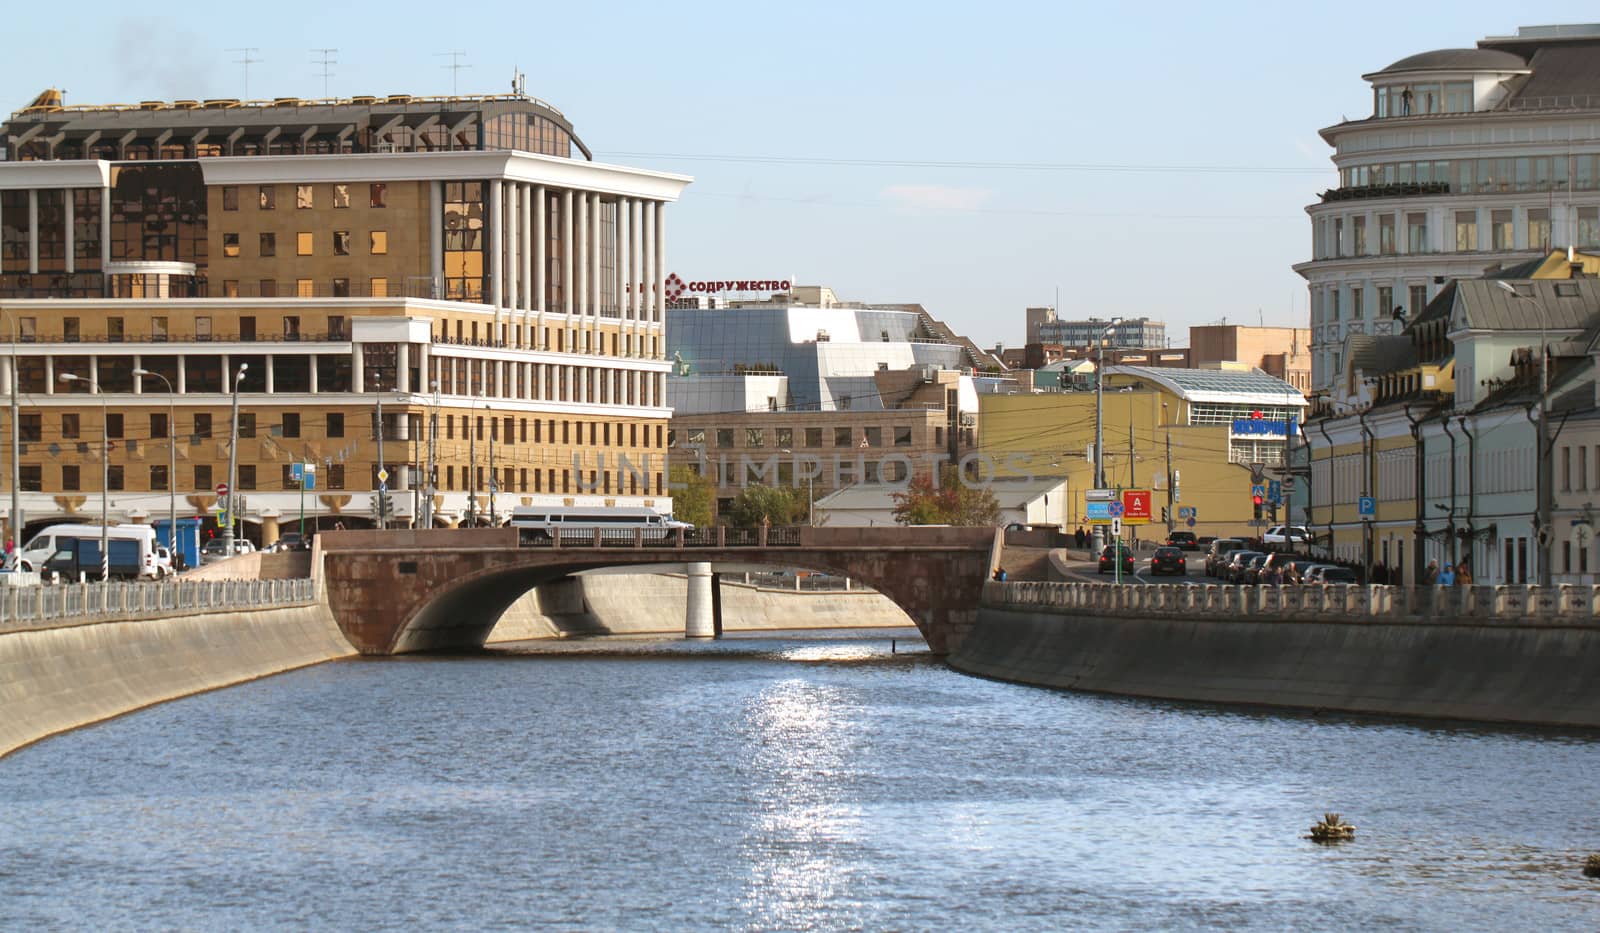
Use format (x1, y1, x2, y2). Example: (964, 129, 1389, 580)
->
(981, 581, 1600, 624)
(0, 578, 317, 631)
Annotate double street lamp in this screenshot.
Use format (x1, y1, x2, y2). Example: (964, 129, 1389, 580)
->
(1090, 318, 1122, 553)
(133, 368, 177, 570)
(223, 363, 248, 555)
(57, 373, 108, 581)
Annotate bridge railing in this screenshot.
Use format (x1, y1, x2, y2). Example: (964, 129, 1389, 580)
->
(0, 577, 317, 631)
(517, 525, 806, 549)
(982, 581, 1600, 625)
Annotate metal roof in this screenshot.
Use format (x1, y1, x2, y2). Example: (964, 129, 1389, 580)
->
(1451, 278, 1600, 332)
(1107, 366, 1307, 407)
(1365, 48, 1529, 78)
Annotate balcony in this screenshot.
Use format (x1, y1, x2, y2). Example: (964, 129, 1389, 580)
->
(1319, 181, 1450, 203)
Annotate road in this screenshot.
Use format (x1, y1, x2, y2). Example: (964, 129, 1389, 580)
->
(1057, 549, 1208, 585)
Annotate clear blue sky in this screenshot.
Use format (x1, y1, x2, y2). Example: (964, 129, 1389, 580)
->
(2, 1, 1533, 349)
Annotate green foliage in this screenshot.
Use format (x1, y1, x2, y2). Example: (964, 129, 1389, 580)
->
(668, 465, 714, 529)
(727, 483, 804, 529)
(891, 466, 1002, 527)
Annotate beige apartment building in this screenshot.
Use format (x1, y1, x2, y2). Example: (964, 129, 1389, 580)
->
(1189, 325, 1312, 394)
(0, 88, 689, 542)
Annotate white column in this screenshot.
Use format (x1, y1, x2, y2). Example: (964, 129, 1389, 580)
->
(654, 200, 666, 337)
(505, 182, 519, 312)
(642, 200, 656, 352)
(351, 343, 364, 393)
(576, 189, 588, 324)
(309, 354, 318, 393)
(27, 189, 39, 274)
(45, 356, 54, 395)
(685, 562, 715, 638)
(63, 189, 75, 275)
(629, 198, 642, 345)
(429, 180, 444, 298)
(397, 345, 410, 393)
(562, 189, 574, 318)
(488, 179, 504, 321)
(175, 356, 185, 394)
(535, 185, 547, 332)
(265, 355, 275, 394)
(590, 192, 602, 351)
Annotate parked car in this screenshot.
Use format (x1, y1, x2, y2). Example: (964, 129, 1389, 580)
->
(1197, 535, 1218, 547)
(1097, 544, 1136, 576)
(1205, 538, 1246, 577)
(1317, 567, 1360, 585)
(1150, 546, 1188, 576)
(269, 532, 311, 552)
(1262, 525, 1313, 549)
(200, 538, 257, 564)
(154, 545, 174, 578)
(1165, 531, 1199, 551)
(1224, 550, 1265, 584)
(1298, 564, 1334, 584)
(1242, 553, 1272, 585)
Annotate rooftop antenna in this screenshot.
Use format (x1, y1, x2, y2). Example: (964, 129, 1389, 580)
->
(311, 48, 338, 99)
(512, 67, 526, 97)
(227, 47, 261, 99)
(437, 51, 470, 96)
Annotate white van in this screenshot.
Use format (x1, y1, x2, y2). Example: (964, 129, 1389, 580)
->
(18, 523, 162, 579)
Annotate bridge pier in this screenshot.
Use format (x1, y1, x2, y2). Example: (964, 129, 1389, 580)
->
(685, 562, 717, 639)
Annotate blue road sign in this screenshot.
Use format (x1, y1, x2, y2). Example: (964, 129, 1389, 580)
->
(291, 463, 304, 480)
(1268, 480, 1282, 503)
(1177, 506, 1196, 520)
(1186, 517, 1196, 528)
(1108, 502, 1125, 518)
(1250, 483, 1266, 500)
(1358, 496, 1376, 517)
(379, 481, 388, 493)
(304, 473, 316, 491)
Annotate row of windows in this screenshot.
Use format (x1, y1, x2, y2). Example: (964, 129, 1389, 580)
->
(1337, 155, 1600, 193)
(1558, 443, 1600, 493)
(681, 425, 918, 449)
(12, 315, 347, 344)
(221, 230, 388, 258)
(221, 184, 388, 211)
(1319, 206, 1599, 260)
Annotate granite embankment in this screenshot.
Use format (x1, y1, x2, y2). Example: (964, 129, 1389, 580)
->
(489, 572, 912, 642)
(1, 599, 354, 758)
(951, 581, 1600, 728)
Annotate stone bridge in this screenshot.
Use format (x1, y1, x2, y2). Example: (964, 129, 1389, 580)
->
(318, 526, 1000, 656)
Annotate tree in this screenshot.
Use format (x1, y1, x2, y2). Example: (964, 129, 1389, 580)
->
(727, 483, 803, 529)
(668, 464, 714, 529)
(891, 465, 1001, 527)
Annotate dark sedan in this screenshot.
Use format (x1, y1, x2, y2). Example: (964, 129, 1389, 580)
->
(1098, 545, 1136, 575)
(1242, 554, 1271, 585)
(1224, 550, 1265, 584)
(1150, 546, 1188, 576)
(1165, 531, 1199, 551)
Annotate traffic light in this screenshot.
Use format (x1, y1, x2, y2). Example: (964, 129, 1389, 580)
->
(1253, 503, 1263, 520)
(1252, 493, 1264, 521)
(1161, 506, 1169, 523)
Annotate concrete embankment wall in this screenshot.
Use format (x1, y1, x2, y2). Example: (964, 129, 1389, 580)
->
(488, 573, 912, 643)
(951, 606, 1600, 728)
(0, 603, 355, 758)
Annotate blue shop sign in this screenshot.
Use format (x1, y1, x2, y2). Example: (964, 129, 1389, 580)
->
(1232, 418, 1290, 436)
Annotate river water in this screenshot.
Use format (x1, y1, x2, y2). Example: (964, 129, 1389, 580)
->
(2, 629, 1598, 931)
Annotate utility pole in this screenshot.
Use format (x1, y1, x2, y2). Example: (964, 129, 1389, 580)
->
(375, 390, 386, 530)
(488, 407, 497, 524)
(426, 383, 439, 529)
(1165, 423, 1174, 535)
(467, 402, 478, 526)
(223, 363, 247, 556)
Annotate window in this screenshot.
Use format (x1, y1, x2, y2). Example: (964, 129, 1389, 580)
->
(222, 186, 239, 211)
(864, 427, 882, 447)
(223, 280, 239, 298)
(1352, 215, 1367, 255)
(333, 184, 350, 208)
(1378, 214, 1395, 254)
(370, 183, 387, 208)
(328, 464, 345, 490)
(259, 280, 277, 298)
(1377, 286, 1393, 320)
(239, 465, 256, 490)
(19, 413, 40, 443)
(194, 464, 212, 491)
(332, 278, 350, 297)
(106, 413, 123, 439)
(805, 427, 823, 447)
(745, 427, 764, 448)
(283, 316, 300, 341)
(327, 315, 346, 339)
(20, 466, 40, 492)
(1454, 210, 1477, 251)
(775, 427, 793, 448)
(1579, 207, 1600, 248)
(259, 232, 275, 257)
(1581, 445, 1589, 492)
(64, 318, 80, 342)
(333, 230, 351, 255)
(327, 412, 344, 437)
(193, 413, 212, 439)
(1491, 209, 1513, 250)
(1529, 208, 1551, 251)
(834, 427, 853, 447)
(370, 277, 388, 297)
(236, 413, 255, 439)
(1407, 212, 1428, 253)
(259, 185, 276, 210)
(1350, 286, 1363, 320)
(296, 184, 314, 209)
(895, 426, 913, 446)
(195, 316, 212, 341)
(282, 412, 301, 438)
(282, 464, 299, 489)
(151, 412, 168, 438)
(1409, 284, 1427, 316)
(107, 465, 123, 491)
(297, 279, 314, 297)
(716, 428, 734, 449)
(62, 464, 80, 491)
(297, 232, 314, 256)
(150, 465, 168, 491)
(370, 231, 387, 254)
(61, 412, 79, 439)
(1562, 446, 1572, 491)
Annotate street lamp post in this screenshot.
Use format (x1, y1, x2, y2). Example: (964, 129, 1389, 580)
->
(58, 373, 108, 581)
(223, 363, 248, 555)
(1090, 318, 1121, 553)
(467, 397, 478, 526)
(487, 402, 497, 525)
(425, 381, 439, 529)
(133, 368, 178, 570)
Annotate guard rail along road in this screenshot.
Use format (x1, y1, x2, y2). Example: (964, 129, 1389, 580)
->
(0, 578, 317, 632)
(982, 580, 1600, 623)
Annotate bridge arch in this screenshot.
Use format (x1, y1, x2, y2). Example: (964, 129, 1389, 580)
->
(320, 527, 997, 656)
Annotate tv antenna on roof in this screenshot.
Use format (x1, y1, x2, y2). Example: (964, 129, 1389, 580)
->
(227, 47, 261, 99)
(311, 48, 338, 99)
(437, 51, 470, 96)
(511, 68, 526, 97)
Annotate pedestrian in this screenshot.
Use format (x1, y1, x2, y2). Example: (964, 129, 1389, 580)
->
(1284, 561, 1300, 585)
(1074, 526, 1086, 548)
(1421, 559, 1439, 585)
(1455, 562, 1473, 585)
(992, 567, 1008, 582)
(3, 537, 12, 570)
(1437, 563, 1455, 586)
(334, 520, 345, 531)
